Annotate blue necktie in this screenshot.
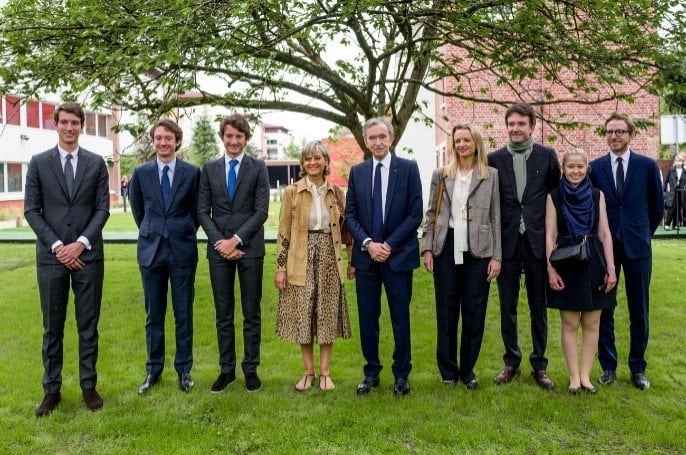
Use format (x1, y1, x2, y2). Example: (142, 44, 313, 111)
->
(161, 165, 171, 209)
(227, 159, 238, 201)
(64, 153, 75, 198)
(615, 157, 624, 195)
(372, 162, 384, 242)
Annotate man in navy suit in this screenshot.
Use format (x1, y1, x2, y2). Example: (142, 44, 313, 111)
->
(345, 117, 423, 396)
(488, 103, 560, 390)
(129, 119, 201, 394)
(25, 102, 110, 416)
(198, 115, 270, 393)
(589, 113, 664, 390)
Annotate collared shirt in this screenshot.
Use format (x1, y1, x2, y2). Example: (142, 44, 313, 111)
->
(157, 157, 177, 186)
(52, 145, 91, 252)
(306, 177, 331, 232)
(371, 153, 392, 223)
(611, 149, 630, 184)
(225, 152, 244, 184)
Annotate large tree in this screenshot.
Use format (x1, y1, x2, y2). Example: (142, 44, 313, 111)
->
(0, 0, 683, 157)
(188, 112, 220, 167)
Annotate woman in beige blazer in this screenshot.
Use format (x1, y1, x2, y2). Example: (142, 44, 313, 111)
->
(422, 124, 501, 389)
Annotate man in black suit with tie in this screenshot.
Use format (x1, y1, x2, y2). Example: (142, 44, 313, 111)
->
(589, 113, 664, 389)
(345, 117, 423, 396)
(129, 119, 201, 394)
(488, 103, 560, 390)
(25, 102, 110, 416)
(198, 115, 270, 392)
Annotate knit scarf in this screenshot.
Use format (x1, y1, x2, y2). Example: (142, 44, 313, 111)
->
(506, 138, 533, 203)
(559, 175, 594, 243)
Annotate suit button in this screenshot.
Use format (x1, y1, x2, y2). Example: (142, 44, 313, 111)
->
(67, 223, 72, 227)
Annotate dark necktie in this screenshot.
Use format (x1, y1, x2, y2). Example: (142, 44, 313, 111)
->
(372, 162, 384, 242)
(65, 153, 75, 198)
(615, 157, 624, 195)
(227, 159, 238, 201)
(161, 165, 171, 209)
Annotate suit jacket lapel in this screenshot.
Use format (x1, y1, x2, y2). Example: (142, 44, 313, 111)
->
(215, 158, 230, 205)
(362, 159, 373, 224)
(384, 156, 399, 220)
(49, 148, 71, 200)
(169, 162, 185, 209)
(149, 162, 165, 211)
(235, 156, 250, 195)
(443, 175, 455, 206)
(72, 148, 88, 198)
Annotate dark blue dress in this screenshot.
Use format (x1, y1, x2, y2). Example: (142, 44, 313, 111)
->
(547, 189, 614, 311)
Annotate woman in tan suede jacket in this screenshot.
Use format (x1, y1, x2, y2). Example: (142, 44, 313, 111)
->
(274, 141, 352, 392)
(422, 123, 501, 389)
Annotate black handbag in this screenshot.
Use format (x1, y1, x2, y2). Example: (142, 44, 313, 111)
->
(549, 236, 588, 266)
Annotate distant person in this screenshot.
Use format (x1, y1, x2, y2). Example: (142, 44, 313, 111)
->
(663, 153, 686, 230)
(487, 103, 560, 390)
(589, 113, 664, 390)
(24, 102, 110, 416)
(422, 124, 501, 390)
(129, 119, 201, 394)
(545, 149, 617, 394)
(345, 117, 423, 396)
(121, 175, 129, 211)
(197, 115, 270, 393)
(275, 141, 352, 391)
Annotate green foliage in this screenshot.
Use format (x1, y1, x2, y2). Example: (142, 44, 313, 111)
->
(118, 154, 138, 178)
(0, 0, 683, 157)
(0, 239, 686, 452)
(284, 138, 303, 160)
(187, 113, 220, 167)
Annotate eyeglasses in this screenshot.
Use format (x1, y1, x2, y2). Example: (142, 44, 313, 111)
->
(605, 130, 628, 137)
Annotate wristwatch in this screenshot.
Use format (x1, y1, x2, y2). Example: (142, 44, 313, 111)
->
(361, 238, 372, 251)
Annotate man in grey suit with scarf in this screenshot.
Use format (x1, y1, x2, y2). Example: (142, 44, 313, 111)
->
(198, 115, 269, 393)
(25, 102, 110, 416)
(488, 103, 560, 390)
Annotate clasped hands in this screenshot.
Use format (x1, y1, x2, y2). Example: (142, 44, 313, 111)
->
(56, 242, 86, 270)
(368, 241, 391, 262)
(214, 237, 244, 261)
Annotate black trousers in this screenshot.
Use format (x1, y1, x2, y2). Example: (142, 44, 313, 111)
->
(208, 257, 263, 375)
(433, 231, 491, 383)
(496, 233, 548, 371)
(38, 260, 104, 394)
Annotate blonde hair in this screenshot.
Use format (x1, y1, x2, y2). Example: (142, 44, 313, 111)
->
(445, 124, 489, 179)
(561, 148, 588, 168)
(298, 141, 331, 177)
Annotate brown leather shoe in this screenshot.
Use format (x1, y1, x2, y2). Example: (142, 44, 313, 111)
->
(532, 370, 554, 390)
(493, 366, 521, 384)
(36, 392, 61, 417)
(83, 388, 104, 411)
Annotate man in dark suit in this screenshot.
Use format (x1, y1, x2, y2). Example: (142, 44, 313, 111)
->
(345, 117, 423, 396)
(589, 113, 664, 390)
(129, 119, 201, 394)
(198, 115, 269, 393)
(24, 102, 110, 416)
(663, 153, 686, 230)
(487, 103, 560, 390)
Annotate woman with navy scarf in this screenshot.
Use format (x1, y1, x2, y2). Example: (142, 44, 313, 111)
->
(545, 150, 617, 394)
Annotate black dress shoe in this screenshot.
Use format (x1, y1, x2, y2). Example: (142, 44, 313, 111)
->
(245, 372, 262, 392)
(532, 370, 554, 390)
(35, 392, 61, 417)
(598, 370, 616, 385)
(83, 388, 104, 411)
(464, 378, 478, 390)
(138, 374, 161, 394)
(179, 373, 194, 392)
(394, 378, 411, 396)
(211, 372, 236, 393)
(630, 372, 651, 390)
(581, 384, 597, 394)
(356, 376, 380, 395)
(493, 365, 521, 384)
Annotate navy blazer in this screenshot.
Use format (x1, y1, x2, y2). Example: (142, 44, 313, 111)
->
(488, 143, 560, 260)
(197, 155, 270, 260)
(129, 159, 201, 267)
(345, 154, 423, 272)
(24, 146, 110, 265)
(589, 151, 664, 259)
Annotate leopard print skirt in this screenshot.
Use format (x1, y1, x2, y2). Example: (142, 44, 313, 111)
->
(276, 232, 351, 344)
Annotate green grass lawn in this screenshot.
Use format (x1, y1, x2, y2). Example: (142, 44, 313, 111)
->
(0, 240, 685, 453)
